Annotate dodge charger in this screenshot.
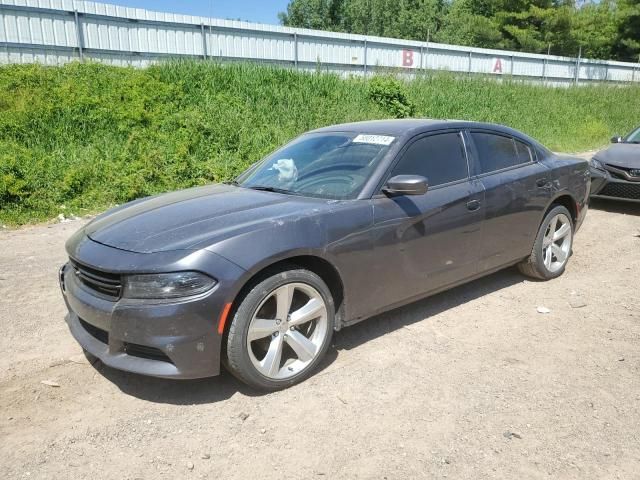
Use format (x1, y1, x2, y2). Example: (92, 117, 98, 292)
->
(60, 120, 590, 390)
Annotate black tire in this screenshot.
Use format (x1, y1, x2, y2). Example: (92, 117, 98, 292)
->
(225, 268, 335, 391)
(518, 205, 574, 280)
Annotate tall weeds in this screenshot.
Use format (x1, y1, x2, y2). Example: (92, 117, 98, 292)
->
(1, 60, 638, 225)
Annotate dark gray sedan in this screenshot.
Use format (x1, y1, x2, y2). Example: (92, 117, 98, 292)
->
(590, 126, 640, 202)
(60, 120, 590, 390)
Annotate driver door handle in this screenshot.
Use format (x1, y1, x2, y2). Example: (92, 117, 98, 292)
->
(466, 199, 481, 211)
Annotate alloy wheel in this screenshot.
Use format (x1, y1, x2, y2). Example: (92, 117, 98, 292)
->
(246, 282, 328, 380)
(541, 213, 572, 273)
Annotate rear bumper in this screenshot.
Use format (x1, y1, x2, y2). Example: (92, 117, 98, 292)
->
(60, 234, 246, 379)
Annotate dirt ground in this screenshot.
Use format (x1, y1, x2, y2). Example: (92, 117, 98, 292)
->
(1, 183, 639, 478)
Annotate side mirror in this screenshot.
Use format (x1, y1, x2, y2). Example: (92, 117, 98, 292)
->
(611, 136, 623, 143)
(382, 175, 428, 196)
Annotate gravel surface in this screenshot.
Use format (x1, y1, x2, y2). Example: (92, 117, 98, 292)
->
(1, 194, 639, 479)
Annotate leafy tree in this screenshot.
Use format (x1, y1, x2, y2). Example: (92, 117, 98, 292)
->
(497, 4, 576, 54)
(281, 0, 445, 39)
(614, 0, 640, 61)
(436, 1, 503, 48)
(278, 0, 346, 30)
(572, 1, 617, 59)
(279, 0, 640, 61)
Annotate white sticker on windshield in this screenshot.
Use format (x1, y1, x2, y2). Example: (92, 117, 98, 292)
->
(352, 134, 395, 146)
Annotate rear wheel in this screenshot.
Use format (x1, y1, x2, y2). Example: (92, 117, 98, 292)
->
(225, 268, 334, 390)
(518, 205, 573, 280)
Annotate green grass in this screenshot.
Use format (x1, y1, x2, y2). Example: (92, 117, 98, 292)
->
(1, 60, 639, 226)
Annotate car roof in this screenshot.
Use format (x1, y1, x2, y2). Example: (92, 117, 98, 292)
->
(309, 118, 524, 138)
(308, 118, 549, 154)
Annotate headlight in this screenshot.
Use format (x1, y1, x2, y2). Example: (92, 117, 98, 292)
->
(123, 272, 216, 299)
(590, 157, 605, 170)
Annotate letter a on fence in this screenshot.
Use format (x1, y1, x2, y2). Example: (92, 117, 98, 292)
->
(493, 58, 503, 74)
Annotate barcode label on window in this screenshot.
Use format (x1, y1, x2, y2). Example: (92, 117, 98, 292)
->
(352, 134, 395, 146)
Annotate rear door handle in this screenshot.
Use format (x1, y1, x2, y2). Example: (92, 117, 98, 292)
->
(536, 178, 548, 187)
(466, 199, 481, 211)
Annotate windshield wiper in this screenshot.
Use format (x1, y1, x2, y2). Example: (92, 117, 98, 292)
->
(223, 180, 240, 186)
(246, 185, 301, 195)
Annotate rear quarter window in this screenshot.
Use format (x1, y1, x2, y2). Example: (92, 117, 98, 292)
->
(514, 139, 533, 164)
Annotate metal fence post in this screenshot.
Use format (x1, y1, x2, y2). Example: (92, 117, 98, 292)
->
(201, 23, 208, 60)
(363, 39, 368, 77)
(294, 32, 298, 69)
(425, 44, 430, 73)
(468, 50, 472, 74)
(510, 55, 514, 76)
(542, 44, 551, 84)
(208, 23, 215, 60)
(73, 10, 84, 62)
(424, 28, 430, 74)
(575, 46, 581, 85)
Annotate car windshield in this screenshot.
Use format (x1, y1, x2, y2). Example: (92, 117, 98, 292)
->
(625, 127, 640, 143)
(235, 132, 396, 199)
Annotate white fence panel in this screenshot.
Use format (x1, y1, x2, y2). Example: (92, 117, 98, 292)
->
(2, 8, 76, 46)
(211, 29, 293, 62)
(604, 63, 635, 82)
(428, 48, 469, 72)
(1, 0, 639, 84)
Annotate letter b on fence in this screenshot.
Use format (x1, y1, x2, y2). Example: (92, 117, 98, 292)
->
(402, 50, 414, 67)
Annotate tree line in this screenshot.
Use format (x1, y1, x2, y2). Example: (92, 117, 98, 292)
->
(278, 0, 640, 62)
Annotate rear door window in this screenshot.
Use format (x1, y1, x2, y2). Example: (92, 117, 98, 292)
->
(390, 132, 468, 187)
(471, 132, 533, 174)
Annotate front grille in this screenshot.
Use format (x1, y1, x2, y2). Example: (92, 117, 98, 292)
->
(598, 182, 640, 200)
(123, 342, 173, 364)
(605, 164, 640, 182)
(79, 318, 109, 344)
(70, 260, 122, 299)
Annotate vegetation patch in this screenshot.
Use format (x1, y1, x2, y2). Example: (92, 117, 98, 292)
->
(1, 61, 639, 225)
(367, 76, 415, 118)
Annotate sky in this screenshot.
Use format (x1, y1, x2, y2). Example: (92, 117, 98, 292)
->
(104, 0, 291, 25)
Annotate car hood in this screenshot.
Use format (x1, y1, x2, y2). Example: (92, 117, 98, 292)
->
(595, 143, 640, 168)
(84, 184, 328, 253)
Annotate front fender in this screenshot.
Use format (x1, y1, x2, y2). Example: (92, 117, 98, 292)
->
(206, 214, 328, 272)
(204, 215, 336, 302)
(205, 200, 374, 327)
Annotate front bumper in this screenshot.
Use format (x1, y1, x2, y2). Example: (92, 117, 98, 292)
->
(60, 233, 246, 379)
(590, 167, 640, 202)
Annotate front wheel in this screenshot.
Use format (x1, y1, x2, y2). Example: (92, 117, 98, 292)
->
(518, 205, 574, 280)
(225, 268, 334, 390)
